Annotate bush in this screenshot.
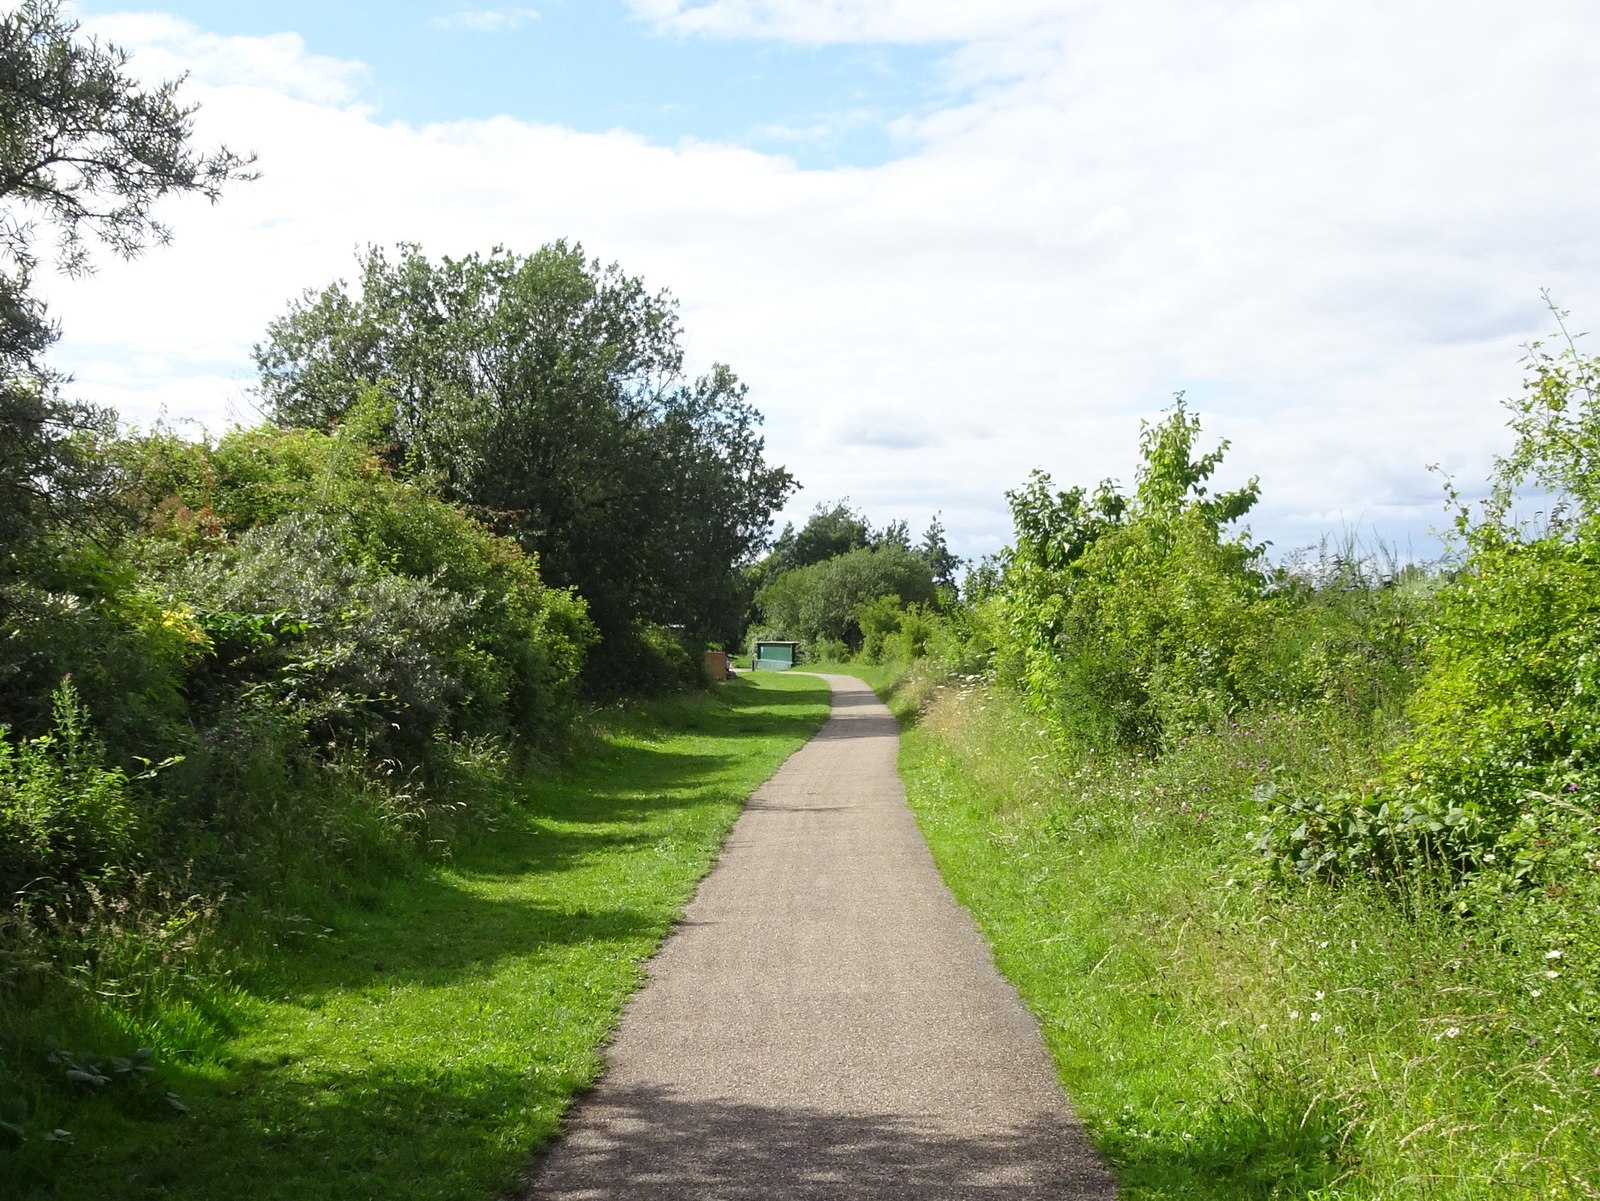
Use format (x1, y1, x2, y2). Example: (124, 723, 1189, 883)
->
(120, 423, 594, 755)
(588, 623, 704, 696)
(1259, 317, 1600, 888)
(807, 636, 850, 664)
(1243, 548, 1430, 720)
(998, 401, 1265, 750)
(854, 595, 903, 663)
(178, 514, 479, 752)
(0, 548, 208, 755)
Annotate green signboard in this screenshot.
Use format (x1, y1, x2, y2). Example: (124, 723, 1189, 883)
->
(753, 641, 798, 671)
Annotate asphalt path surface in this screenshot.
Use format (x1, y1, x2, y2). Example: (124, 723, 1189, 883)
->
(521, 673, 1116, 1199)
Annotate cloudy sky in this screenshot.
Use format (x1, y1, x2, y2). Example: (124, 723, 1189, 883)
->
(39, 0, 1600, 562)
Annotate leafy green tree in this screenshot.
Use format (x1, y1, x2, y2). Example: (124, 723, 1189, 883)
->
(0, 0, 253, 561)
(996, 398, 1265, 748)
(254, 243, 795, 667)
(748, 500, 878, 631)
(876, 518, 911, 552)
(768, 500, 874, 572)
(1005, 471, 1127, 576)
(757, 543, 936, 652)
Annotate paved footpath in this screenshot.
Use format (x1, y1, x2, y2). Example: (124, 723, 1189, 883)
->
(522, 674, 1116, 1200)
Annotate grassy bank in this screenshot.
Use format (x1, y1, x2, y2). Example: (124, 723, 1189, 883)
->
(896, 680, 1598, 1200)
(3, 672, 830, 1200)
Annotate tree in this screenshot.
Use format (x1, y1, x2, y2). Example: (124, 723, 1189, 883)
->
(757, 543, 936, 651)
(919, 512, 962, 593)
(0, 0, 254, 560)
(254, 242, 796, 664)
(768, 500, 874, 572)
(876, 518, 911, 552)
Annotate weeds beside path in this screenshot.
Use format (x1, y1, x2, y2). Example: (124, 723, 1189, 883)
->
(891, 678, 1599, 1200)
(6, 673, 830, 1201)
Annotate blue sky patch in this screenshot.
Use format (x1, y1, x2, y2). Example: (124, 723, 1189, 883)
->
(76, 0, 960, 168)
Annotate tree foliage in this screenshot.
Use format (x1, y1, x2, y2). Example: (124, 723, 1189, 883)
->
(756, 542, 936, 653)
(919, 512, 962, 594)
(766, 500, 875, 573)
(254, 243, 795, 664)
(0, 0, 253, 559)
(995, 398, 1266, 749)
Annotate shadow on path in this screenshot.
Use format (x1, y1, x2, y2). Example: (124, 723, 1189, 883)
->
(522, 1084, 1113, 1200)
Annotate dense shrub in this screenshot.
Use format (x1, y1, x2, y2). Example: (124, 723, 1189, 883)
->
(178, 514, 481, 750)
(854, 595, 904, 664)
(856, 597, 942, 665)
(1258, 321, 1600, 889)
(1246, 551, 1431, 719)
(0, 420, 596, 916)
(119, 423, 594, 754)
(996, 401, 1266, 750)
(0, 565, 203, 751)
(589, 623, 704, 696)
(0, 679, 149, 898)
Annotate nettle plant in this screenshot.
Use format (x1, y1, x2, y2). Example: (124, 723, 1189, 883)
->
(0, 677, 179, 899)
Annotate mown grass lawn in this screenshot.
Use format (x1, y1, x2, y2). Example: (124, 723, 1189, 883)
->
(8, 672, 830, 1201)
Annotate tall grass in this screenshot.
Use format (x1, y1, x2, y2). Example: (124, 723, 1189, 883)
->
(897, 678, 1599, 1199)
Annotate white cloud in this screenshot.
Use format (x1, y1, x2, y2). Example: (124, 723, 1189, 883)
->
(76, 12, 370, 106)
(433, 7, 541, 33)
(626, 0, 1075, 44)
(34, 1, 1600, 562)
(751, 107, 879, 143)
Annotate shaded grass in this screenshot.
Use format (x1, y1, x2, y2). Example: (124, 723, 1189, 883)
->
(897, 681, 1600, 1200)
(2, 673, 831, 1200)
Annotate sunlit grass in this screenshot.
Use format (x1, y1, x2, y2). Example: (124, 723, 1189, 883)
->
(897, 680, 1599, 1200)
(3, 673, 830, 1200)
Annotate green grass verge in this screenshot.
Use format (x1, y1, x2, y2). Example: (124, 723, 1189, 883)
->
(897, 681, 1599, 1200)
(3, 673, 831, 1200)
